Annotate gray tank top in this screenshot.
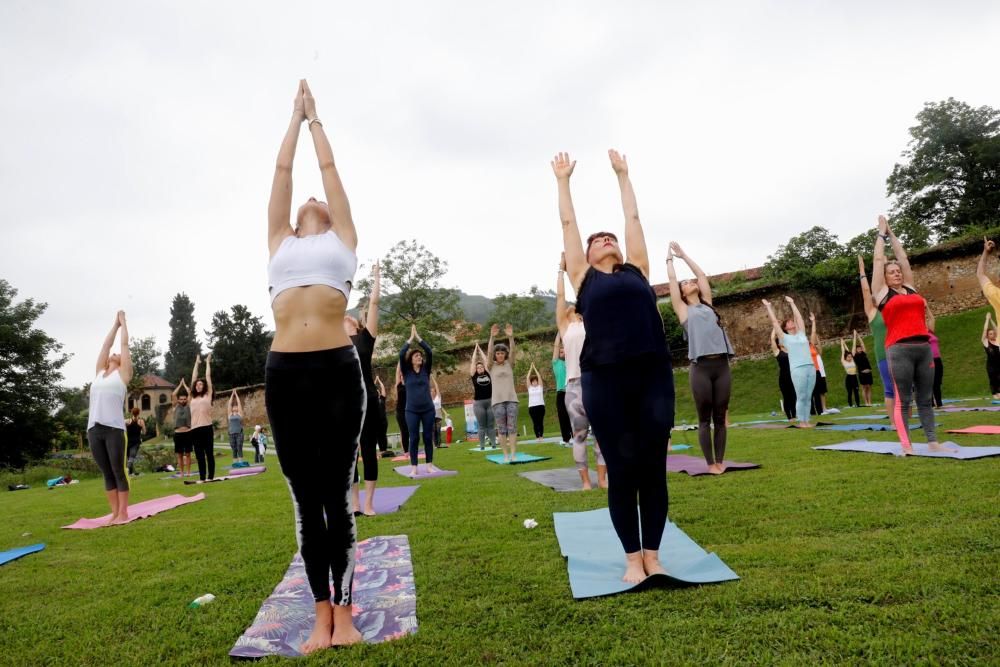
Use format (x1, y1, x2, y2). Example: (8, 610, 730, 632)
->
(490, 361, 518, 405)
(228, 414, 243, 434)
(174, 404, 191, 429)
(682, 303, 733, 361)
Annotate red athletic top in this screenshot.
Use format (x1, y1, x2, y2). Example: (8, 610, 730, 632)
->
(879, 288, 929, 348)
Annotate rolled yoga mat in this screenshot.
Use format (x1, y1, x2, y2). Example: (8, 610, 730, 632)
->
(183, 466, 266, 484)
(230, 535, 417, 658)
(0, 543, 45, 567)
(518, 436, 564, 445)
(813, 439, 1000, 459)
(553, 508, 739, 599)
(393, 466, 457, 479)
(62, 493, 206, 529)
(486, 453, 552, 465)
(519, 467, 598, 492)
(666, 454, 760, 476)
(358, 485, 419, 514)
(945, 425, 1000, 435)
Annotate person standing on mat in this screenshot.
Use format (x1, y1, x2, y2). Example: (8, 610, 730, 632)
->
(666, 241, 734, 475)
(125, 407, 146, 476)
(808, 314, 828, 415)
(552, 333, 572, 445)
(394, 364, 410, 454)
(770, 330, 797, 421)
(851, 328, 874, 407)
(839, 339, 860, 408)
(171, 379, 193, 476)
(870, 215, 948, 455)
(431, 376, 445, 448)
(374, 376, 391, 456)
(976, 238, 999, 323)
(87, 310, 132, 524)
(763, 296, 815, 428)
(469, 344, 497, 450)
(400, 325, 440, 476)
(526, 363, 546, 439)
(264, 79, 365, 650)
(983, 313, 1000, 398)
(926, 307, 945, 408)
(552, 149, 673, 582)
(189, 353, 215, 482)
(556, 253, 606, 489)
(859, 255, 893, 414)
(228, 391, 245, 463)
(487, 323, 519, 463)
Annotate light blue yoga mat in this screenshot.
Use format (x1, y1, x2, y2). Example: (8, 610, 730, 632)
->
(486, 453, 552, 465)
(813, 440, 1000, 459)
(553, 508, 739, 599)
(0, 543, 45, 566)
(519, 436, 564, 445)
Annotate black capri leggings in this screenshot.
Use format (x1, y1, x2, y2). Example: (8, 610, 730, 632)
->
(689, 356, 731, 465)
(406, 408, 436, 466)
(582, 354, 674, 554)
(395, 410, 409, 453)
(353, 393, 380, 483)
(265, 346, 366, 606)
(845, 375, 860, 407)
(528, 405, 546, 439)
(779, 379, 797, 420)
(87, 424, 129, 491)
(190, 425, 215, 481)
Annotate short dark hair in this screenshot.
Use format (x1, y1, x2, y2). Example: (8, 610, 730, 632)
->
(585, 231, 619, 259)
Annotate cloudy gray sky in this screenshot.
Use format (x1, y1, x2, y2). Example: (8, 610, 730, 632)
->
(2, 0, 998, 386)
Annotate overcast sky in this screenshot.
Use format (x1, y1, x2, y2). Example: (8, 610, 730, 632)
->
(2, 0, 998, 386)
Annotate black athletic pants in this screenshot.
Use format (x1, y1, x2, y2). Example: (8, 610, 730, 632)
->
(555, 390, 572, 442)
(689, 356, 731, 465)
(528, 405, 546, 438)
(190, 425, 215, 481)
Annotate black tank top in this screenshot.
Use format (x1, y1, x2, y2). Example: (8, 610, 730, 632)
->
(776, 351, 792, 383)
(126, 419, 142, 444)
(472, 371, 492, 401)
(853, 350, 872, 373)
(987, 343, 1000, 368)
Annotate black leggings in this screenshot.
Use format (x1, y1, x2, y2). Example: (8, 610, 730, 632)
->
(555, 390, 571, 442)
(582, 355, 674, 554)
(406, 408, 435, 466)
(528, 405, 546, 438)
(190, 425, 215, 481)
(88, 424, 129, 491)
(932, 357, 943, 407)
(779, 378, 796, 420)
(845, 375, 860, 407)
(353, 394, 380, 483)
(265, 346, 365, 605)
(396, 410, 409, 453)
(689, 356, 731, 465)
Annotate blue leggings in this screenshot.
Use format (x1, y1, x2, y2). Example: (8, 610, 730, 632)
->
(790, 364, 816, 422)
(405, 408, 436, 466)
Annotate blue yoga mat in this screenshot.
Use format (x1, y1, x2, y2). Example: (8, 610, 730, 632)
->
(0, 543, 45, 566)
(553, 508, 739, 599)
(486, 453, 552, 465)
(814, 440, 1000, 459)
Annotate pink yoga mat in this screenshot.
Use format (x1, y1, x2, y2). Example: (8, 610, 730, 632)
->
(946, 425, 1000, 435)
(62, 493, 205, 529)
(666, 454, 760, 476)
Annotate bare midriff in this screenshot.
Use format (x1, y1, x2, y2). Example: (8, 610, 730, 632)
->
(271, 285, 352, 352)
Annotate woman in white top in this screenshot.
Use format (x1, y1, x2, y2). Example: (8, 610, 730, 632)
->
(525, 363, 546, 439)
(264, 80, 364, 651)
(87, 311, 133, 525)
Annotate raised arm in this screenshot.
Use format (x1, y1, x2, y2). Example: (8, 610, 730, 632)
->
(984, 313, 993, 347)
(486, 324, 498, 371)
(555, 254, 569, 334)
(551, 153, 588, 291)
(552, 332, 561, 361)
(118, 311, 132, 385)
(671, 242, 711, 304)
(854, 329, 866, 353)
(762, 300, 785, 340)
(470, 344, 480, 376)
(418, 338, 432, 375)
(808, 311, 818, 347)
(234, 391, 243, 417)
(301, 80, 357, 251)
(204, 353, 213, 397)
(95, 314, 121, 375)
(769, 329, 780, 356)
(885, 218, 914, 287)
(857, 255, 876, 320)
(871, 215, 889, 300)
(190, 355, 201, 390)
(609, 149, 649, 278)
(839, 338, 849, 368)
(786, 296, 806, 335)
(925, 303, 936, 333)
(172, 380, 183, 404)
(505, 323, 515, 364)
(431, 375, 440, 398)
(375, 376, 386, 397)
(268, 83, 304, 255)
(398, 343, 410, 376)
(665, 245, 686, 324)
(395, 363, 403, 388)
(365, 261, 381, 337)
(977, 237, 997, 289)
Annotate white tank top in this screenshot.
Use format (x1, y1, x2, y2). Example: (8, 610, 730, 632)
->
(527, 385, 544, 407)
(563, 321, 586, 381)
(268, 231, 357, 304)
(88, 369, 126, 430)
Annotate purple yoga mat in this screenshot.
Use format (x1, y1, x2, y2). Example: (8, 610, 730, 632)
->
(359, 485, 419, 514)
(666, 454, 761, 476)
(230, 535, 417, 658)
(62, 493, 205, 529)
(393, 466, 457, 480)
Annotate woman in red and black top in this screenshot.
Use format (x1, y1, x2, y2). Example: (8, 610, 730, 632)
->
(870, 215, 949, 455)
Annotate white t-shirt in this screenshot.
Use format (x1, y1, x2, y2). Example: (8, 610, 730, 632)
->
(563, 321, 586, 381)
(527, 385, 544, 407)
(87, 369, 126, 430)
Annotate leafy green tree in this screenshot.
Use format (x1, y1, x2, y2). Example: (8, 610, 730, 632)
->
(53, 385, 89, 451)
(763, 226, 845, 279)
(163, 293, 201, 385)
(887, 98, 1000, 242)
(126, 336, 162, 398)
(487, 286, 552, 332)
(204, 305, 271, 388)
(0, 279, 69, 467)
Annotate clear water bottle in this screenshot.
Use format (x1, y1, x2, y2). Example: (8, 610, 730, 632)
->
(189, 593, 216, 608)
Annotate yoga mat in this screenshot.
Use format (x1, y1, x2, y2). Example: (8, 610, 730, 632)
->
(0, 543, 45, 566)
(666, 454, 760, 476)
(391, 453, 426, 462)
(668, 444, 692, 451)
(732, 419, 788, 426)
(63, 493, 206, 529)
(485, 453, 552, 465)
(160, 471, 200, 480)
(672, 425, 698, 431)
(553, 508, 739, 599)
(833, 415, 889, 421)
(359, 485, 418, 514)
(813, 440, 1000, 459)
(230, 535, 417, 658)
(393, 466, 457, 479)
(946, 425, 1000, 435)
(519, 468, 597, 492)
(939, 406, 1000, 412)
(745, 423, 793, 429)
(183, 467, 266, 484)
(468, 446, 501, 452)
(519, 436, 564, 445)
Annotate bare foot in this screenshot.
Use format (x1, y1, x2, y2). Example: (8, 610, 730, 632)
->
(362, 508, 376, 517)
(928, 442, 957, 453)
(900, 446, 914, 457)
(708, 464, 724, 475)
(111, 514, 130, 525)
(330, 606, 363, 646)
(643, 550, 667, 577)
(104, 516, 117, 526)
(797, 422, 815, 429)
(408, 466, 418, 477)
(623, 552, 647, 584)
(301, 604, 333, 654)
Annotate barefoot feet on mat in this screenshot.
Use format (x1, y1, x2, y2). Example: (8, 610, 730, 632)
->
(330, 606, 363, 646)
(623, 552, 647, 584)
(301, 603, 333, 654)
(643, 550, 667, 577)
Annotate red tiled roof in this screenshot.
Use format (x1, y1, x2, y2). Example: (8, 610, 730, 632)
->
(143, 374, 174, 389)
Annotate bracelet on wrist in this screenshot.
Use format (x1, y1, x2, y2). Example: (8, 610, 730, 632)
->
(308, 117, 323, 129)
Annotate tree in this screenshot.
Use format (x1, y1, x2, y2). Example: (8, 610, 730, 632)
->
(204, 305, 271, 388)
(887, 98, 1000, 242)
(487, 286, 553, 331)
(53, 385, 89, 451)
(0, 280, 69, 467)
(126, 336, 162, 398)
(163, 293, 201, 385)
(763, 226, 845, 279)
(356, 240, 464, 369)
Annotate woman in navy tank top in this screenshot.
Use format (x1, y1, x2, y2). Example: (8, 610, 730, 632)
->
(551, 149, 674, 584)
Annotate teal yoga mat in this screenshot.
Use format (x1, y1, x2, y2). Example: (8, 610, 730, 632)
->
(553, 508, 739, 599)
(486, 453, 552, 465)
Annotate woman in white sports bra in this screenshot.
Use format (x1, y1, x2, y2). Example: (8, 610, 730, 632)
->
(265, 80, 365, 652)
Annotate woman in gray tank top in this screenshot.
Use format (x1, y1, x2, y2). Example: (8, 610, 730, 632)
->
(228, 391, 245, 463)
(487, 323, 519, 462)
(171, 379, 193, 477)
(666, 242, 733, 474)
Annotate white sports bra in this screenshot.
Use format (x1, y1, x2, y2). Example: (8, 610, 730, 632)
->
(268, 231, 357, 304)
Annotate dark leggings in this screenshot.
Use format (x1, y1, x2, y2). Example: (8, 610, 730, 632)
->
(556, 390, 572, 442)
(353, 394, 380, 483)
(127, 439, 141, 474)
(377, 407, 389, 452)
(265, 346, 365, 605)
(845, 375, 860, 407)
(406, 408, 436, 466)
(191, 425, 215, 481)
(582, 355, 674, 554)
(932, 357, 943, 407)
(779, 379, 796, 420)
(886, 341, 937, 448)
(689, 356, 731, 466)
(396, 410, 409, 453)
(528, 405, 546, 438)
(88, 424, 129, 491)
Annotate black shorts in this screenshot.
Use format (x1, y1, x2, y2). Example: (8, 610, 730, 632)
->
(858, 370, 874, 386)
(814, 372, 828, 395)
(173, 430, 193, 454)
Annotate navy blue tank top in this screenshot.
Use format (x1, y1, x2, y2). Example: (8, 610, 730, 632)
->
(576, 263, 669, 370)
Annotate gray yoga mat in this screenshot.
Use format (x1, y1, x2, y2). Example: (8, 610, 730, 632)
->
(519, 467, 598, 492)
(813, 439, 1000, 459)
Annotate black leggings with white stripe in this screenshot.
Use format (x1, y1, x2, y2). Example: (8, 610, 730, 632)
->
(265, 346, 366, 606)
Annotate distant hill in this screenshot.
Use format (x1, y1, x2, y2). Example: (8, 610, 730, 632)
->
(352, 290, 557, 324)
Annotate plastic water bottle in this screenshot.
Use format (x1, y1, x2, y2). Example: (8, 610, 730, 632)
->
(189, 594, 216, 608)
